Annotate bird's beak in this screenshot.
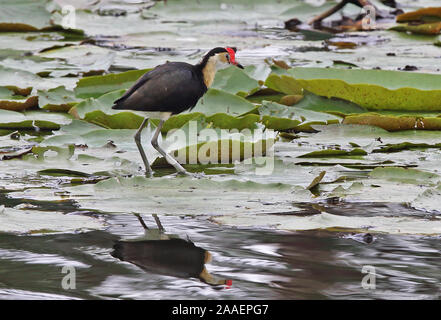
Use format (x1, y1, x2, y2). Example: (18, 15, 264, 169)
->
(236, 63, 244, 69)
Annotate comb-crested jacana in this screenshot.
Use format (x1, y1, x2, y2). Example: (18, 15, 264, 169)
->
(112, 47, 244, 177)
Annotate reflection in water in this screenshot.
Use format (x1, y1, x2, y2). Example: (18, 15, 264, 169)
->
(0, 210, 440, 299)
(111, 214, 229, 286)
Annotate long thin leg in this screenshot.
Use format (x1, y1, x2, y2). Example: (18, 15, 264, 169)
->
(152, 214, 165, 232)
(134, 213, 149, 230)
(134, 117, 153, 177)
(151, 119, 189, 176)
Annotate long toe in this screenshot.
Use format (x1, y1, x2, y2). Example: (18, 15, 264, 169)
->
(170, 171, 204, 178)
(143, 168, 154, 178)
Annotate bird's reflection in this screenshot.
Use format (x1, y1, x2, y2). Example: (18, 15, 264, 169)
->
(111, 214, 230, 286)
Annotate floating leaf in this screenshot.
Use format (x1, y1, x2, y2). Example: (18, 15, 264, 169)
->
(0, 205, 104, 234)
(0, 0, 58, 32)
(397, 7, 441, 23)
(48, 176, 311, 216)
(280, 67, 441, 111)
(213, 212, 441, 235)
(306, 171, 326, 190)
(264, 74, 303, 95)
(0, 109, 72, 130)
(212, 66, 260, 96)
(38, 86, 81, 112)
(259, 100, 341, 131)
(0, 87, 38, 111)
(298, 148, 367, 158)
(390, 22, 441, 35)
(343, 113, 441, 131)
(369, 167, 440, 185)
(192, 89, 257, 116)
(74, 69, 150, 99)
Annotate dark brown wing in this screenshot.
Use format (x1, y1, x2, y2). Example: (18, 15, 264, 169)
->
(112, 62, 206, 114)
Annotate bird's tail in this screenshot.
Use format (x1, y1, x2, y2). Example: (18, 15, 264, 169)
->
(111, 103, 123, 110)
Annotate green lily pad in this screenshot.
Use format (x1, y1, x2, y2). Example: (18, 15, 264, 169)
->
(294, 91, 367, 116)
(298, 148, 367, 158)
(0, 205, 104, 234)
(259, 100, 341, 131)
(213, 212, 441, 235)
(212, 66, 260, 96)
(0, 87, 38, 111)
(0, 0, 58, 32)
(343, 113, 441, 131)
(411, 184, 441, 214)
(265, 74, 303, 95)
(74, 68, 151, 99)
(38, 86, 81, 112)
(47, 176, 311, 216)
(279, 67, 441, 111)
(0, 109, 72, 130)
(390, 22, 441, 35)
(192, 88, 257, 116)
(369, 167, 440, 185)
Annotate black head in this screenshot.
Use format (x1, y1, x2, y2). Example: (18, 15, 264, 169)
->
(200, 47, 244, 69)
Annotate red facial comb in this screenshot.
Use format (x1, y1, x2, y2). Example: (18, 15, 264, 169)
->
(225, 47, 237, 65)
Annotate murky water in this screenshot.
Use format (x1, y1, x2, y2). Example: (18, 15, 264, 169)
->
(1, 202, 440, 300)
(1, 0, 441, 300)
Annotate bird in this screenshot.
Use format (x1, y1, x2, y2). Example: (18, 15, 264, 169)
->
(111, 213, 230, 286)
(111, 47, 244, 177)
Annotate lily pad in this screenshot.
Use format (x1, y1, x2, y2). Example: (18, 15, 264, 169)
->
(38, 86, 81, 112)
(279, 67, 441, 111)
(258, 100, 341, 131)
(0, 205, 104, 234)
(211, 66, 260, 96)
(368, 167, 440, 185)
(0, 109, 72, 130)
(0, 0, 58, 32)
(0, 87, 38, 111)
(46, 176, 312, 216)
(192, 89, 257, 116)
(213, 212, 441, 235)
(74, 69, 150, 99)
(343, 113, 441, 131)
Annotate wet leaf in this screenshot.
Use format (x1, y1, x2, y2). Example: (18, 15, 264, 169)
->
(343, 113, 441, 131)
(369, 167, 440, 185)
(0, 0, 58, 32)
(213, 212, 441, 235)
(264, 74, 303, 95)
(391, 22, 441, 35)
(0, 205, 104, 234)
(74, 69, 150, 99)
(38, 86, 81, 112)
(298, 148, 367, 158)
(212, 66, 260, 96)
(0, 109, 72, 130)
(0, 87, 38, 111)
(259, 101, 341, 131)
(397, 7, 441, 23)
(281, 67, 441, 111)
(306, 171, 326, 190)
(46, 176, 311, 216)
(192, 89, 257, 116)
